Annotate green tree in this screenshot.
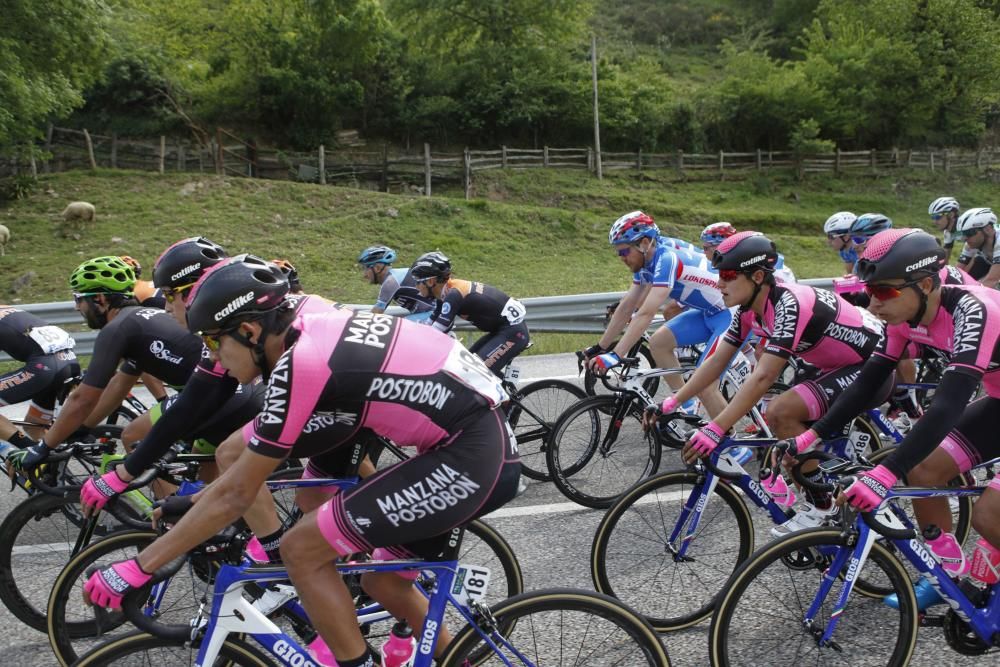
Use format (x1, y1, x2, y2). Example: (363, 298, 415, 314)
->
(0, 0, 111, 150)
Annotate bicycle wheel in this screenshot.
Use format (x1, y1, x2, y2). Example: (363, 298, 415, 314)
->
(546, 394, 663, 509)
(0, 488, 132, 633)
(505, 379, 586, 481)
(848, 447, 973, 599)
(72, 629, 271, 666)
(47, 529, 210, 666)
(591, 470, 754, 631)
(708, 528, 918, 667)
(440, 588, 670, 666)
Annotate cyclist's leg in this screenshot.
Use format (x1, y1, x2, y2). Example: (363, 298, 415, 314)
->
(0, 356, 62, 439)
(695, 309, 735, 417)
(972, 476, 1000, 551)
(297, 433, 379, 513)
(649, 309, 701, 392)
(910, 396, 1000, 533)
(287, 410, 518, 661)
(470, 323, 529, 378)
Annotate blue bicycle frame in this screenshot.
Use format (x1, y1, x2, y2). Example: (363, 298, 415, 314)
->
(805, 482, 999, 649)
(194, 555, 508, 667)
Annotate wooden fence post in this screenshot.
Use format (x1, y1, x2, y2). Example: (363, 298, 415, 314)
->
(977, 148, 984, 170)
(423, 142, 432, 197)
(930, 152, 936, 172)
(636, 148, 642, 171)
(869, 148, 876, 171)
(906, 149, 913, 168)
(718, 150, 724, 176)
(178, 143, 185, 172)
(215, 128, 224, 175)
(835, 148, 841, 175)
(43, 124, 53, 173)
(82, 129, 97, 169)
(463, 148, 472, 200)
(29, 152, 37, 179)
(892, 147, 899, 167)
(110, 133, 118, 169)
(380, 144, 389, 192)
(158, 136, 166, 174)
(501, 145, 508, 169)
(755, 149, 762, 172)
(944, 150, 951, 173)
(676, 149, 683, 174)
(318, 145, 326, 185)
(587, 147, 593, 172)
(543, 146, 549, 168)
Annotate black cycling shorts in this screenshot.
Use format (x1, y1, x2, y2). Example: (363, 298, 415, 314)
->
(0, 352, 80, 412)
(316, 409, 520, 560)
(468, 322, 530, 378)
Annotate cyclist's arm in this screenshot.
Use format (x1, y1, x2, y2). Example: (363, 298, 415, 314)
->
(880, 370, 981, 478)
(610, 285, 669, 358)
(83, 370, 139, 428)
(136, 446, 281, 572)
(597, 283, 645, 350)
(668, 337, 739, 405)
(710, 352, 786, 433)
(809, 357, 896, 439)
(373, 274, 399, 314)
(371, 305, 386, 314)
(429, 289, 461, 333)
(122, 370, 239, 478)
(662, 300, 684, 321)
(980, 263, 1000, 289)
(41, 383, 103, 447)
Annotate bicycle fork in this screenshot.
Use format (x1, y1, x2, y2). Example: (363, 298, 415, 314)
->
(669, 474, 721, 561)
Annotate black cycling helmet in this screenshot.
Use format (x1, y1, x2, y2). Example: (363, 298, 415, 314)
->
(153, 237, 228, 290)
(185, 255, 290, 335)
(411, 251, 452, 280)
(711, 231, 779, 273)
(857, 228, 945, 326)
(856, 229, 945, 284)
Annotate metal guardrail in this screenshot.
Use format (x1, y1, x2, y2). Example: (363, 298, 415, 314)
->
(3, 277, 836, 362)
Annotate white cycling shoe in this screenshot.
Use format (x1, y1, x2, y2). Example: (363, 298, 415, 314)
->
(770, 503, 838, 537)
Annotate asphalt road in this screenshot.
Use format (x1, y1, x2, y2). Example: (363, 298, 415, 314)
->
(0, 353, 988, 665)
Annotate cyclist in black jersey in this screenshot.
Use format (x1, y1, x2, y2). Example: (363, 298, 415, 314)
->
(359, 245, 435, 317)
(119, 255, 170, 403)
(271, 258, 304, 294)
(0, 306, 79, 445)
(412, 251, 530, 377)
(11, 256, 205, 473)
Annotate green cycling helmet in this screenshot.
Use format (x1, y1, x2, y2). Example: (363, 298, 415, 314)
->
(70, 256, 136, 295)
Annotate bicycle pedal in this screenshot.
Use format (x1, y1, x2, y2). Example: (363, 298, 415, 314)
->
(920, 613, 945, 627)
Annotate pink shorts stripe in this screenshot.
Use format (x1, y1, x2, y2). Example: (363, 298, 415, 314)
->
(316, 495, 370, 557)
(790, 382, 825, 421)
(940, 433, 977, 474)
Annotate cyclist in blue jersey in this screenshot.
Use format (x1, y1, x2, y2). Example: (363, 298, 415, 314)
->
(582, 211, 729, 416)
(358, 245, 435, 320)
(824, 211, 858, 275)
(661, 235, 703, 255)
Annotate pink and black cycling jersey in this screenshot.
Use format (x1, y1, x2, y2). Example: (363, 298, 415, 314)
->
(875, 284, 1000, 396)
(244, 309, 506, 459)
(122, 294, 341, 476)
(722, 282, 883, 370)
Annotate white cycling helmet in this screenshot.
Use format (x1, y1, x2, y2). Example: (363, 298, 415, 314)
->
(823, 211, 856, 236)
(956, 207, 997, 234)
(928, 197, 959, 216)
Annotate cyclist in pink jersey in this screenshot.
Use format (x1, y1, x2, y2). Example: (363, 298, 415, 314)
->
(83, 256, 520, 667)
(645, 232, 890, 530)
(782, 228, 1000, 609)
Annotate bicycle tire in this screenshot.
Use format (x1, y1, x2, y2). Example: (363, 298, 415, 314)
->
(546, 394, 662, 509)
(505, 378, 586, 481)
(591, 470, 754, 631)
(708, 528, 918, 667)
(0, 488, 136, 633)
(848, 446, 973, 599)
(72, 629, 272, 666)
(439, 588, 671, 666)
(47, 530, 164, 665)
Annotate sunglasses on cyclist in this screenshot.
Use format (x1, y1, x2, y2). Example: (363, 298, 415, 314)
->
(72, 292, 93, 305)
(863, 279, 923, 301)
(930, 213, 944, 221)
(717, 269, 743, 282)
(163, 282, 196, 304)
(616, 243, 643, 257)
(200, 325, 246, 352)
(826, 233, 848, 242)
(850, 235, 869, 246)
(961, 227, 983, 239)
